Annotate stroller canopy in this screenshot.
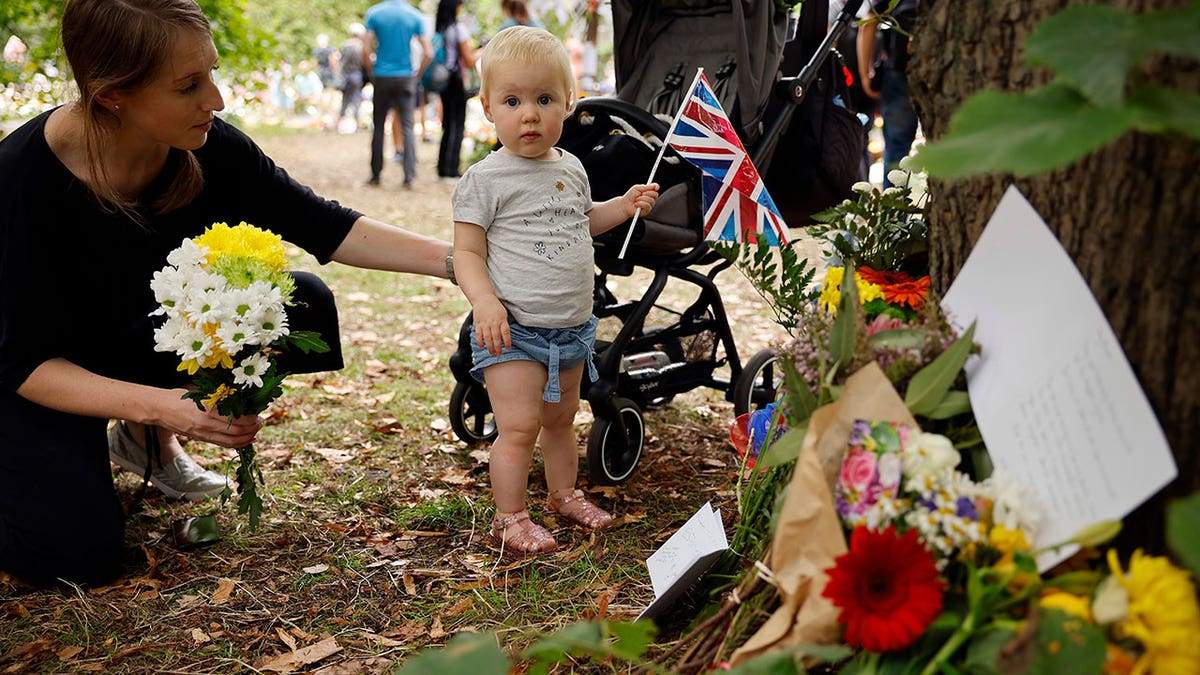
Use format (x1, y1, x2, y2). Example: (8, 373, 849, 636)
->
(610, 0, 788, 145)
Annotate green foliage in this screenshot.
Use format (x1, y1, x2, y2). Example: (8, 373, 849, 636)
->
(919, 3, 1200, 178)
(395, 631, 509, 675)
(809, 179, 928, 276)
(1167, 492, 1200, 576)
(904, 320, 975, 417)
(712, 238, 818, 335)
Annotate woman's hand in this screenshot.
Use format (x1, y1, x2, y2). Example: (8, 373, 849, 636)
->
(160, 390, 263, 448)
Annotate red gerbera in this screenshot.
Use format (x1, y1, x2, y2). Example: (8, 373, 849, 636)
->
(821, 525, 945, 653)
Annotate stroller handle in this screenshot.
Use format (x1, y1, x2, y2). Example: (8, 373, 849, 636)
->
(752, 0, 866, 170)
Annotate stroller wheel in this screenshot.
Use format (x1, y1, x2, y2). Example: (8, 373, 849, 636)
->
(449, 380, 498, 444)
(586, 397, 645, 485)
(733, 349, 782, 417)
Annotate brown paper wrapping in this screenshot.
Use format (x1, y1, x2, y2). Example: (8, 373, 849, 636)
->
(729, 363, 918, 665)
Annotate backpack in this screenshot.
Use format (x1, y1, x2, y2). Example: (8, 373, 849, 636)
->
(421, 30, 452, 93)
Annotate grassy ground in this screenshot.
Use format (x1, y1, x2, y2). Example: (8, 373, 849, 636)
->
(0, 124, 806, 673)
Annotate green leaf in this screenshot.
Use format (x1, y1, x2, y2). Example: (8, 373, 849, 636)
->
(1025, 4, 1138, 108)
(782, 358, 819, 423)
(829, 267, 859, 367)
(756, 426, 806, 470)
(1068, 520, 1122, 548)
(287, 330, 331, 354)
(963, 626, 1015, 675)
(867, 328, 926, 350)
(905, 321, 976, 416)
(1167, 493, 1200, 576)
(1127, 83, 1200, 139)
(916, 84, 1133, 178)
(396, 631, 509, 675)
(724, 648, 804, 675)
(923, 390, 973, 420)
(1134, 3, 1200, 62)
(608, 621, 657, 660)
(521, 621, 604, 662)
(1025, 609, 1106, 675)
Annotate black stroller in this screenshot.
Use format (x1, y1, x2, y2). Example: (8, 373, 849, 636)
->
(447, 0, 866, 484)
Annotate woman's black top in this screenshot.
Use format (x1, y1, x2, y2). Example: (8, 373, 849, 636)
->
(0, 112, 361, 392)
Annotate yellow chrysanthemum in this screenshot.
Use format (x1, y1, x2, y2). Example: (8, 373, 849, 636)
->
(818, 266, 885, 314)
(194, 221, 287, 270)
(989, 524, 1032, 556)
(200, 348, 235, 371)
(201, 383, 237, 410)
(819, 267, 845, 312)
(1040, 590, 1092, 621)
(1107, 549, 1200, 675)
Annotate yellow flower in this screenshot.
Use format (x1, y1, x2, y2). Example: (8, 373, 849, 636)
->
(989, 524, 1032, 556)
(819, 267, 845, 312)
(1040, 590, 1092, 621)
(818, 267, 885, 314)
(201, 383, 237, 410)
(194, 221, 287, 270)
(1107, 549, 1200, 675)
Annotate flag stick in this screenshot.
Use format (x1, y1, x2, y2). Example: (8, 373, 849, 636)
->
(617, 67, 706, 259)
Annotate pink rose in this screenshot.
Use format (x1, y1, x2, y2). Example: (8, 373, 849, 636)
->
(840, 450, 878, 492)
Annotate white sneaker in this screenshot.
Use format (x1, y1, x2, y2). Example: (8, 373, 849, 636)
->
(108, 422, 228, 501)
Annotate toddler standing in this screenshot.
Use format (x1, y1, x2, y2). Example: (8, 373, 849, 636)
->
(452, 26, 658, 555)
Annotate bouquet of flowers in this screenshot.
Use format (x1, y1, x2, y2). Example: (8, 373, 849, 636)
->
(150, 221, 328, 529)
(820, 418, 1200, 675)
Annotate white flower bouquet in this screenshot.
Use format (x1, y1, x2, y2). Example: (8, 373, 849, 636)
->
(150, 222, 328, 529)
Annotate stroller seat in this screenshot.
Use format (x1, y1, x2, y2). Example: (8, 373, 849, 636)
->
(559, 97, 704, 262)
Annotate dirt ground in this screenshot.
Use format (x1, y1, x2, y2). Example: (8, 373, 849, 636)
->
(0, 120, 820, 673)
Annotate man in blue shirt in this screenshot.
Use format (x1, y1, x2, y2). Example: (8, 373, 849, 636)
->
(364, 0, 432, 187)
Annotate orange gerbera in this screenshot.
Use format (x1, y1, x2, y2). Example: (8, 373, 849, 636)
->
(881, 276, 931, 310)
(858, 266, 914, 286)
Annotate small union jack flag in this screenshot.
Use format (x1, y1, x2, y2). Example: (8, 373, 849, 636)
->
(666, 73, 789, 245)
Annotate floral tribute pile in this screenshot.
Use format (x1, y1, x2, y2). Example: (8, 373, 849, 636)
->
(819, 417, 1200, 674)
(150, 222, 328, 529)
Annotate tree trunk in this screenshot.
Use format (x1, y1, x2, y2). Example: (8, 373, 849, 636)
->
(908, 0, 1200, 552)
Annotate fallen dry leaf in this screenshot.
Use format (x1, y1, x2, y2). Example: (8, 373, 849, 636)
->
(302, 564, 330, 575)
(210, 578, 236, 605)
(276, 627, 297, 652)
(381, 623, 428, 641)
(311, 448, 355, 463)
(56, 646, 83, 661)
(256, 637, 342, 673)
(191, 628, 210, 644)
(444, 597, 474, 617)
(428, 616, 447, 640)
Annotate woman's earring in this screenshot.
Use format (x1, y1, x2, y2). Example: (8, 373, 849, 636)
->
(114, 104, 120, 111)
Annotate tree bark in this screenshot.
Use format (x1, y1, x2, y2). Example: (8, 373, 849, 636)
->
(907, 0, 1200, 552)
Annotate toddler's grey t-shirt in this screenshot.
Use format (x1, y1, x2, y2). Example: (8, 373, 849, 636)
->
(452, 150, 595, 328)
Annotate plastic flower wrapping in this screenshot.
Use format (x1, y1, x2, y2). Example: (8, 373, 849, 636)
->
(151, 222, 328, 529)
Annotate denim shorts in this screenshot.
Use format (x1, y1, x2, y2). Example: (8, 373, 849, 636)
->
(470, 315, 599, 403)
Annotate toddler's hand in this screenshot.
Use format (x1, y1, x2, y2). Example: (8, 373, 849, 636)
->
(473, 297, 511, 356)
(626, 183, 659, 218)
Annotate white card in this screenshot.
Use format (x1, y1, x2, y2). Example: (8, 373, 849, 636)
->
(941, 185, 1176, 570)
(637, 501, 728, 621)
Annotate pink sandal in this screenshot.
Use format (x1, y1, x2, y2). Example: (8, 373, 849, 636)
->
(489, 510, 557, 556)
(548, 489, 615, 530)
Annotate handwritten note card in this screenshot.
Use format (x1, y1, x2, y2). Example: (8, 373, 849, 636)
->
(637, 501, 728, 622)
(941, 186, 1176, 570)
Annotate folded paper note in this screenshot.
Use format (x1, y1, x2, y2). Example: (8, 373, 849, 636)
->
(637, 501, 728, 622)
